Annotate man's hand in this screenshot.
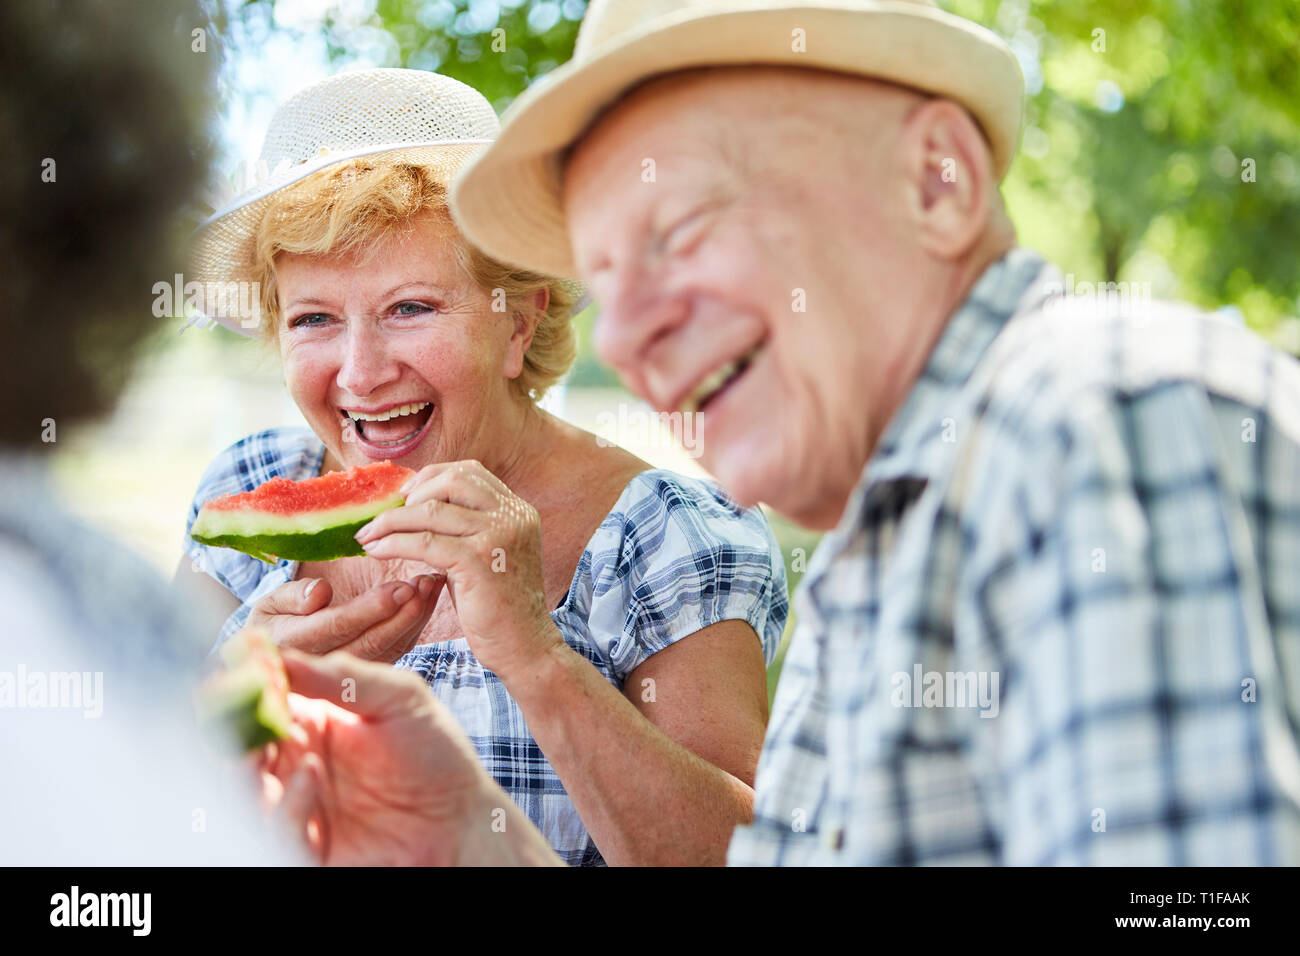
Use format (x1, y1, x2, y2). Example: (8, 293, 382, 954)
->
(262, 650, 564, 866)
(245, 575, 441, 662)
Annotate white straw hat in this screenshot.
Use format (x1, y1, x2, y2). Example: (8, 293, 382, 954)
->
(189, 68, 500, 334)
(451, 0, 1025, 278)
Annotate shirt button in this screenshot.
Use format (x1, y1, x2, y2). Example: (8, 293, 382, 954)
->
(822, 826, 845, 851)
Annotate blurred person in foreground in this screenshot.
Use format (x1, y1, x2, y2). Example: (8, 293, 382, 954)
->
(0, 0, 302, 864)
(0, 0, 588, 870)
(179, 67, 787, 867)
(263, 0, 1300, 865)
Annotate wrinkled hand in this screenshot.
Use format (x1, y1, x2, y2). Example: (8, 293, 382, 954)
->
(246, 574, 442, 663)
(259, 650, 502, 866)
(354, 461, 564, 680)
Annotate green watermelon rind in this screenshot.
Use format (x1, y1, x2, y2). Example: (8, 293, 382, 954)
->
(195, 667, 292, 751)
(191, 517, 378, 563)
(223, 682, 291, 751)
(197, 629, 293, 751)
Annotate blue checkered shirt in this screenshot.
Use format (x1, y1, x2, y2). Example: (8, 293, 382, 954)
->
(185, 431, 789, 866)
(728, 249, 1300, 866)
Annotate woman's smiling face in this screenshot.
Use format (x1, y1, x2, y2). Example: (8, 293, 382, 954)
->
(275, 211, 529, 471)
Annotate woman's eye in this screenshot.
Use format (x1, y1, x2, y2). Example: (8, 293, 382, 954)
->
(393, 301, 435, 316)
(289, 313, 329, 328)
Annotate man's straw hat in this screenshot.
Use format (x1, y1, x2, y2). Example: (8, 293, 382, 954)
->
(188, 68, 499, 333)
(451, 0, 1025, 278)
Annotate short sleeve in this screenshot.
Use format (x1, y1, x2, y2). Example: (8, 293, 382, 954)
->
(182, 427, 324, 602)
(574, 471, 789, 683)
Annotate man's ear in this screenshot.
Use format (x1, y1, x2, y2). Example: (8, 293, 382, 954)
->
(503, 286, 549, 379)
(897, 99, 994, 261)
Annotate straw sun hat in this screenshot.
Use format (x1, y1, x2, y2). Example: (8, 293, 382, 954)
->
(451, 0, 1025, 278)
(188, 68, 500, 333)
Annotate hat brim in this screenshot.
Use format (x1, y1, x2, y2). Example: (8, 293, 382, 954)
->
(188, 140, 491, 335)
(451, 2, 1024, 278)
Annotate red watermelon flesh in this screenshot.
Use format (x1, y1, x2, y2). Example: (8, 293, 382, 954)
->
(191, 460, 415, 563)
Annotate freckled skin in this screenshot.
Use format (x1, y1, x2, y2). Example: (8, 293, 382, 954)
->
(356, 459, 561, 676)
(276, 211, 516, 478)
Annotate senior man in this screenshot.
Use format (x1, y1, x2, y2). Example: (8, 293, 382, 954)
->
(267, 0, 1300, 865)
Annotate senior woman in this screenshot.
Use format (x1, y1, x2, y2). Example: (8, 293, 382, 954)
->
(177, 69, 788, 866)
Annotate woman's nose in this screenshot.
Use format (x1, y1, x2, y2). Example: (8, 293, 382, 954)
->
(335, 323, 400, 396)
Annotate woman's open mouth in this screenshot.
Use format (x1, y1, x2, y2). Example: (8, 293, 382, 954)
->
(341, 401, 436, 460)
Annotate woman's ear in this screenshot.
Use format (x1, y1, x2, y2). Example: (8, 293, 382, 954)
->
(503, 286, 549, 379)
(896, 98, 994, 261)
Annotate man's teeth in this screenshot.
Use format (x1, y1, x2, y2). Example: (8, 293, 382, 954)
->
(345, 402, 430, 423)
(681, 345, 762, 414)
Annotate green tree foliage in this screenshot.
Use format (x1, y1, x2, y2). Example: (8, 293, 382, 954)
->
(954, 0, 1300, 334)
(230, 0, 1300, 339)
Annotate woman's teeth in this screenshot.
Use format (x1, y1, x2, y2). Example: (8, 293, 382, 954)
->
(681, 344, 763, 414)
(343, 401, 434, 449)
(345, 402, 430, 423)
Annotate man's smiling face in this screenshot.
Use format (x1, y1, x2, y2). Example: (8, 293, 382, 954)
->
(564, 68, 931, 528)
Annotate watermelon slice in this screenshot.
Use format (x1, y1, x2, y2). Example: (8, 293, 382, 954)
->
(191, 460, 414, 563)
(194, 628, 292, 751)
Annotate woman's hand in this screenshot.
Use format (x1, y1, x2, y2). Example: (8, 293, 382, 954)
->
(245, 574, 442, 663)
(354, 460, 564, 680)
(261, 650, 563, 866)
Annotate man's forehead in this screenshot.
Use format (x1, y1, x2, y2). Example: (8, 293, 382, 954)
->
(561, 92, 740, 232)
(567, 78, 732, 178)
(563, 65, 924, 198)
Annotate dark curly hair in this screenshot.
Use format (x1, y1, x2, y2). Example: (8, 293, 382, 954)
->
(0, 0, 215, 448)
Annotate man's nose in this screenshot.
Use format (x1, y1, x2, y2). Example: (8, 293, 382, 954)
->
(591, 266, 688, 381)
(336, 321, 400, 396)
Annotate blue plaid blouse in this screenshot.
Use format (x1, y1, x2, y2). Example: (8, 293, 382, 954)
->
(728, 249, 1300, 866)
(185, 429, 789, 866)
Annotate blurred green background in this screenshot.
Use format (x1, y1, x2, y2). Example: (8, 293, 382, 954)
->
(56, 0, 1300, 704)
(218, 0, 1300, 337)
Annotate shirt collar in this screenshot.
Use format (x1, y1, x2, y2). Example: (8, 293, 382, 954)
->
(802, 248, 1060, 591)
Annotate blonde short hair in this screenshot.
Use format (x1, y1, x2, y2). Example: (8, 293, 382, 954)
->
(252, 158, 576, 401)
